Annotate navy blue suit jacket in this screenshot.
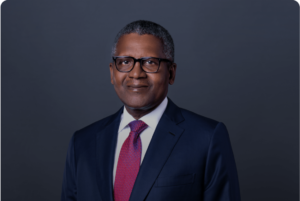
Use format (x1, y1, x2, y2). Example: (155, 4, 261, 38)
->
(61, 98, 241, 201)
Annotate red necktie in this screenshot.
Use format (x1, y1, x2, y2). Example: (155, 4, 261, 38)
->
(114, 120, 148, 201)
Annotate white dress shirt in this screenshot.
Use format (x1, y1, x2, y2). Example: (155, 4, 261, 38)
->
(113, 97, 168, 185)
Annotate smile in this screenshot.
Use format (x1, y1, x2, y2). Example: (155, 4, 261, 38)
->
(127, 85, 148, 92)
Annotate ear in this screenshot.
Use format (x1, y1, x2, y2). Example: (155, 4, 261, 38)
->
(168, 62, 177, 85)
(109, 63, 114, 85)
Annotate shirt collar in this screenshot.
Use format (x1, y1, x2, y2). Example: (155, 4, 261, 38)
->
(118, 97, 168, 133)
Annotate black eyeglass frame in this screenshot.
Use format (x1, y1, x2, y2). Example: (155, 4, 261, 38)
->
(112, 56, 173, 73)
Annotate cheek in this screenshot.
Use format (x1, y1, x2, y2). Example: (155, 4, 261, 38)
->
(150, 74, 169, 93)
(113, 73, 127, 91)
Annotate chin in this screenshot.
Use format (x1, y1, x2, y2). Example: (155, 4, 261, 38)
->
(124, 98, 151, 110)
(126, 103, 150, 110)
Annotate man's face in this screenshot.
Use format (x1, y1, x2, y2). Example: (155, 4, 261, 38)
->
(109, 33, 176, 111)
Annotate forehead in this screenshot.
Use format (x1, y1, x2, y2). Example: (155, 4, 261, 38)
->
(115, 33, 165, 58)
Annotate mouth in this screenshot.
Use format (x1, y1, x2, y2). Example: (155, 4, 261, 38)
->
(127, 85, 148, 92)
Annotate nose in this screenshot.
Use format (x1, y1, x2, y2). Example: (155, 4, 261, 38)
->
(128, 60, 147, 79)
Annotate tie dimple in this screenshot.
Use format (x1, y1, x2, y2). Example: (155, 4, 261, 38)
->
(114, 120, 148, 201)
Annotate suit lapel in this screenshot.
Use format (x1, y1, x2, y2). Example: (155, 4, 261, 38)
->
(96, 108, 122, 201)
(129, 99, 185, 201)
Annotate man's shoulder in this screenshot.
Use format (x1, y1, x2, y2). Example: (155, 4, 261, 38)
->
(73, 110, 120, 140)
(178, 107, 220, 132)
(167, 99, 220, 131)
(174, 107, 227, 143)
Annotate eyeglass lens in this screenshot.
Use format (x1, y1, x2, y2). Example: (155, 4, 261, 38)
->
(115, 57, 159, 72)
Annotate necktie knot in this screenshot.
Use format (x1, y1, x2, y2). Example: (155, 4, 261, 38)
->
(128, 120, 148, 133)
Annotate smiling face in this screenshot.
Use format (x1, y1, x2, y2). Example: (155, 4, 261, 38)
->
(109, 33, 176, 113)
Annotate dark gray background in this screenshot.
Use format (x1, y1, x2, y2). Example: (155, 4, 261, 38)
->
(2, 0, 299, 200)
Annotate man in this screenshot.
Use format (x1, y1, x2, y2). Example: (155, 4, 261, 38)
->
(61, 20, 241, 201)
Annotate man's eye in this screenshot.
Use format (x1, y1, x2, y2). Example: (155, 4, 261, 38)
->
(147, 60, 154, 64)
(123, 60, 129, 64)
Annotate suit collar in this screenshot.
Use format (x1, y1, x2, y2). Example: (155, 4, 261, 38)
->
(163, 97, 185, 125)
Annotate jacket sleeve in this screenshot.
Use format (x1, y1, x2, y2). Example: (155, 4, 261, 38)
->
(203, 122, 241, 201)
(61, 134, 77, 201)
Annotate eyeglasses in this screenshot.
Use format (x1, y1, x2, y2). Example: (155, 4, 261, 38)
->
(112, 56, 172, 73)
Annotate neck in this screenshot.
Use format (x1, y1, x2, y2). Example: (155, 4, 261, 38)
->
(124, 98, 165, 120)
(124, 106, 156, 120)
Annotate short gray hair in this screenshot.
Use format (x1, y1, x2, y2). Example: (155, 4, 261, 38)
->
(111, 20, 174, 61)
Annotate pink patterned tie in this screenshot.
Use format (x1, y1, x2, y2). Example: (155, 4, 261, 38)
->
(114, 120, 148, 201)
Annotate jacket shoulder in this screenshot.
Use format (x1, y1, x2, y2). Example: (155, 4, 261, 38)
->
(78, 114, 115, 134)
(72, 111, 119, 144)
(179, 107, 221, 134)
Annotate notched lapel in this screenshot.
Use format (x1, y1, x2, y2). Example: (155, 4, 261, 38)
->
(129, 99, 185, 201)
(96, 109, 122, 201)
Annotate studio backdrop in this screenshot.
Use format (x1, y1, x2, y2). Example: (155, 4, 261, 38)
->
(1, 0, 299, 200)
